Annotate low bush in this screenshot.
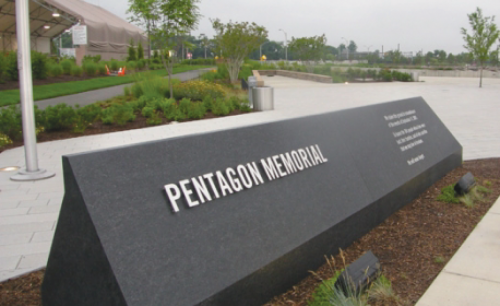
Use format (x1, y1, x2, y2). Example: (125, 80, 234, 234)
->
(146, 112, 162, 125)
(202, 95, 213, 111)
(97, 63, 107, 75)
(110, 60, 120, 71)
(187, 102, 206, 119)
(0, 132, 12, 147)
(240, 98, 252, 112)
(162, 99, 185, 121)
(211, 97, 230, 116)
(6, 52, 18, 81)
(173, 80, 225, 101)
(82, 55, 101, 63)
(0, 54, 7, 82)
(43, 104, 76, 131)
(60, 59, 73, 75)
(31, 51, 48, 80)
(141, 106, 155, 118)
(73, 104, 101, 133)
(0, 106, 22, 140)
(82, 61, 97, 77)
(238, 64, 253, 80)
(178, 98, 191, 117)
(200, 71, 218, 82)
(48, 64, 63, 77)
(71, 65, 83, 77)
(127, 61, 137, 71)
(101, 104, 135, 126)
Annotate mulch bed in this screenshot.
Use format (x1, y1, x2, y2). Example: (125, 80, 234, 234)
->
(1, 158, 498, 306)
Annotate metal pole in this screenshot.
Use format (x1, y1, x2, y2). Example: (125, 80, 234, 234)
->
(11, 0, 54, 181)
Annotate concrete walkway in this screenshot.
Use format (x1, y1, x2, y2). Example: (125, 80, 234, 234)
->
(0, 76, 499, 305)
(34, 68, 211, 109)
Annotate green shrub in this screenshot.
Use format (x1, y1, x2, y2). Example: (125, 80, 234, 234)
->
(127, 61, 137, 71)
(31, 51, 48, 80)
(309, 270, 342, 306)
(60, 59, 73, 75)
(6, 52, 18, 81)
(162, 99, 185, 121)
(215, 64, 229, 80)
(0, 132, 13, 147)
(173, 80, 225, 101)
(379, 70, 393, 82)
(238, 64, 253, 80)
(71, 65, 83, 77)
(101, 104, 136, 125)
(212, 97, 229, 116)
(146, 112, 162, 125)
(73, 104, 101, 133)
(229, 96, 242, 111)
(110, 60, 119, 71)
(202, 95, 213, 111)
(123, 86, 131, 97)
(48, 64, 63, 77)
(132, 72, 179, 99)
(187, 102, 206, 119)
(0, 54, 6, 82)
(200, 71, 218, 82)
(83, 55, 101, 63)
(43, 104, 76, 131)
(141, 106, 155, 118)
(127, 39, 137, 62)
(178, 98, 191, 116)
(0, 106, 22, 140)
(97, 63, 107, 75)
(82, 61, 97, 77)
(131, 82, 144, 98)
(137, 59, 146, 70)
(137, 42, 144, 60)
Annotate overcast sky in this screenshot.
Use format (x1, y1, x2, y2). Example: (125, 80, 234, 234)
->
(84, 0, 500, 54)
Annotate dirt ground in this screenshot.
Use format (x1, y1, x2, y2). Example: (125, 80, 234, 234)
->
(0, 158, 498, 306)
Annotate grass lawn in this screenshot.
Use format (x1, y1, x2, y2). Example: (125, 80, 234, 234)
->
(0, 65, 212, 107)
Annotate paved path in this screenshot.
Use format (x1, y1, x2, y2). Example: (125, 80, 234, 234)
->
(0, 76, 499, 305)
(34, 68, 211, 109)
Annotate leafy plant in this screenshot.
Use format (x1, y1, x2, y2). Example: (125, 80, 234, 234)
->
(436, 185, 460, 204)
(101, 104, 136, 125)
(127, 39, 137, 61)
(211, 97, 229, 116)
(137, 42, 144, 60)
(433, 256, 445, 264)
(146, 111, 162, 125)
(0, 132, 13, 148)
(31, 51, 48, 80)
(161, 99, 185, 121)
(48, 64, 63, 77)
(173, 80, 226, 101)
(187, 102, 206, 119)
(43, 104, 76, 131)
(73, 104, 101, 133)
(0, 105, 22, 140)
(82, 61, 97, 77)
(141, 106, 155, 118)
(71, 65, 83, 77)
(367, 275, 399, 305)
(60, 59, 73, 75)
(6, 52, 18, 81)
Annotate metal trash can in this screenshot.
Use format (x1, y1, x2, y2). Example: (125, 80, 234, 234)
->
(412, 72, 419, 82)
(247, 76, 257, 108)
(252, 86, 274, 111)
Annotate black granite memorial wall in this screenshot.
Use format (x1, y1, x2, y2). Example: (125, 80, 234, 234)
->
(42, 97, 462, 306)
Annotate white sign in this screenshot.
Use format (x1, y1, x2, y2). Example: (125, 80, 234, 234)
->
(72, 25, 87, 45)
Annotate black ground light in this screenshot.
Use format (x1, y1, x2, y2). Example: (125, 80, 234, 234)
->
(454, 172, 476, 195)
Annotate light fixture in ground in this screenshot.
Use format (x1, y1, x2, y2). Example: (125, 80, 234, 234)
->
(44, 25, 50, 29)
(0, 166, 20, 172)
(52, 11, 60, 17)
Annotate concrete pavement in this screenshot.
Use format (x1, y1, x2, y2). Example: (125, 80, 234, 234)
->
(0, 76, 499, 305)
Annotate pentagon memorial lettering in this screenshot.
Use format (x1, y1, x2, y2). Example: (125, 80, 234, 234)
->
(42, 97, 462, 306)
(165, 144, 328, 212)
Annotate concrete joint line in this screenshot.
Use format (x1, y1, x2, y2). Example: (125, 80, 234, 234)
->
(443, 270, 500, 285)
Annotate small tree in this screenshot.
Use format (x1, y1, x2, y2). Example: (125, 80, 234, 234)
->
(461, 7, 500, 87)
(211, 19, 267, 83)
(128, 39, 137, 61)
(128, 0, 200, 98)
(137, 42, 144, 60)
(288, 34, 327, 71)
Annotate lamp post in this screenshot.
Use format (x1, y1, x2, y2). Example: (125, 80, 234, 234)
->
(200, 33, 208, 59)
(279, 28, 288, 64)
(341, 37, 349, 60)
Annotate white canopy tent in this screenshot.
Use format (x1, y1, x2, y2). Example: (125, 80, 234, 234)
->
(0, 0, 148, 62)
